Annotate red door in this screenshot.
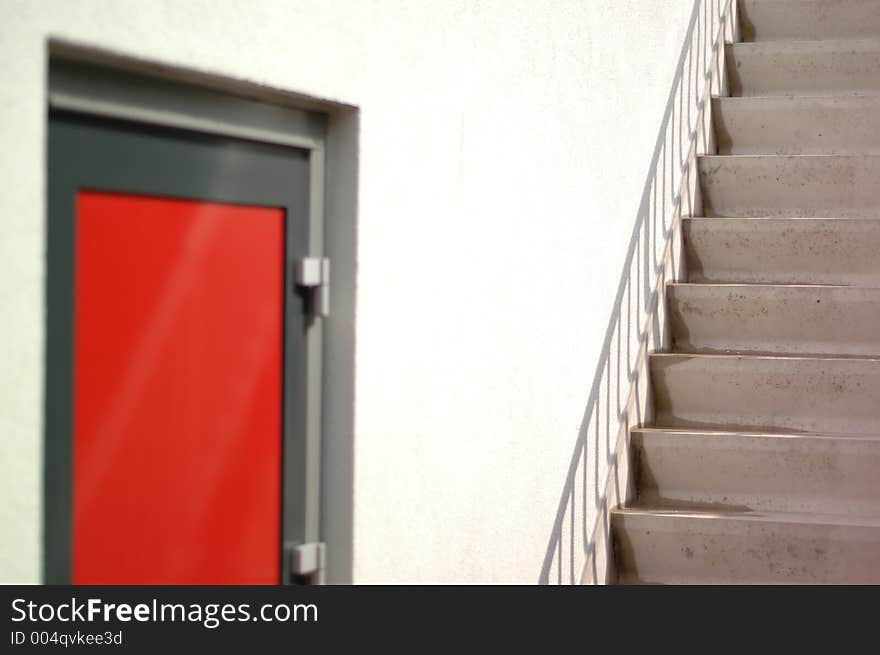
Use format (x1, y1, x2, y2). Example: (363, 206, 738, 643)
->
(71, 191, 284, 584)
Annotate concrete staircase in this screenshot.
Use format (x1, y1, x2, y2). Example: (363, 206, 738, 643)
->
(611, 0, 880, 584)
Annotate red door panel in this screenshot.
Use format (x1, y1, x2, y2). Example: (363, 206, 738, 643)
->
(72, 191, 284, 584)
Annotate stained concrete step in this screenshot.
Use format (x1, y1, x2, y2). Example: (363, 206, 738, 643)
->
(739, 0, 880, 43)
(713, 96, 880, 155)
(631, 427, 880, 516)
(698, 155, 880, 218)
(649, 353, 880, 435)
(612, 507, 880, 584)
(667, 283, 880, 356)
(683, 218, 880, 286)
(726, 40, 880, 97)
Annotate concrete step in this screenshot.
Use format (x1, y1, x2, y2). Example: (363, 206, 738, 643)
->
(698, 154, 880, 218)
(667, 283, 880, 356)
(612, 507, 880, 584)
(713, 96, 880, 155)
(726, 40, 880, 97)
(739, 0, 880, 43)
(683, 218, 880, 286)
(631, 427, 880, 516)
(649, 353, 880, 435)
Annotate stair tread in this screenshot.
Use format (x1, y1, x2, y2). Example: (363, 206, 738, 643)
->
(669, 282, 868, 289)
(685, 216, 880, 220)
(730, 38, 880, 49)
(714, 94, 880, 103)
(650, 351, 880, 362)
(613, 506, 880, 528)
(632, 426, 880, 442)
(699, 153, 880, 159)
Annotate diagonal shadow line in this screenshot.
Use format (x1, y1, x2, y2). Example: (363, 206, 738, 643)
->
(538, 0, 732, 585)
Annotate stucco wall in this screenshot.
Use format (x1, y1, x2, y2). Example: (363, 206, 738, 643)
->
(0, 0, 693, 583)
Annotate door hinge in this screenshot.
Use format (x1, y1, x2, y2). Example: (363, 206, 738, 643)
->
(296, 257, 330, 317)
(287, 541, 326, 585)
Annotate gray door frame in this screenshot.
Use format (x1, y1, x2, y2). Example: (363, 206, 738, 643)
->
(46, 57, 328, 584)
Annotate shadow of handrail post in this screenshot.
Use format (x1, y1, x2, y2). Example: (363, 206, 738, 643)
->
(538, 0, 733, 585)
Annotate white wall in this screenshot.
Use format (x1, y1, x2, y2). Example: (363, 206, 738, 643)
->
(0, 0, 694, 583)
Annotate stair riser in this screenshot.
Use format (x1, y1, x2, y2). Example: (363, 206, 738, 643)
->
(683, 218, 880, 286)
(726, 41, 880, 97)
(698, 155, 880, 218)
(739, 0, 880, 42)
(633, 430, 880, 516)
(613, 512, 880, 584)
(713, 97, 880, 155)
(668, 284, 880, 356)
(650, 354, 880, 435)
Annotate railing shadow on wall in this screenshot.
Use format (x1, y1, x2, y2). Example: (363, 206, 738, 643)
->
(539, 0, 736, 585)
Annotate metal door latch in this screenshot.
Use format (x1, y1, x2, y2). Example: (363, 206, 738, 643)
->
(296, 257, 330, 317)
